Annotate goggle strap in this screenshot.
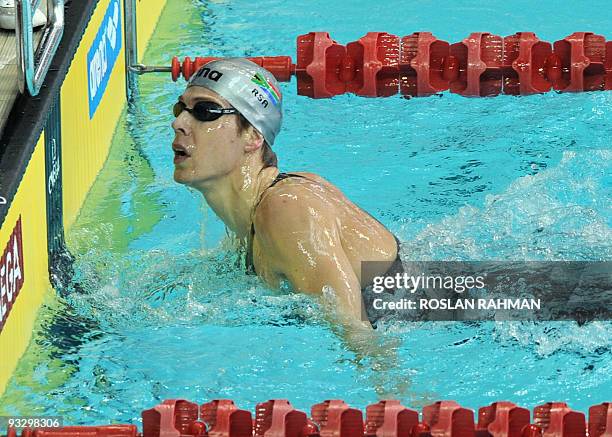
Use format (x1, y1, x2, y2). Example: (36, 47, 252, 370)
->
(208, 108, 238, 114)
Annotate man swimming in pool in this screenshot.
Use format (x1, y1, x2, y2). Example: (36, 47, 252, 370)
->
(171, 58, 403, 327)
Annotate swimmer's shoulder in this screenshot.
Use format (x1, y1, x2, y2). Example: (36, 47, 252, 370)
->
(257, 172, 337, 201)
(253, 171, 353, 236)
(291, 172, 330, 185)
(254, 173, 335, 233)
(284, 172, 347, 197)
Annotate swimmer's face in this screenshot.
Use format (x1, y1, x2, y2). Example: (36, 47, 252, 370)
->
(171, 86, 249, 188)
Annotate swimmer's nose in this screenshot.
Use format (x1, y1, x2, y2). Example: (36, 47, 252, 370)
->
(172, 111, 190, 136)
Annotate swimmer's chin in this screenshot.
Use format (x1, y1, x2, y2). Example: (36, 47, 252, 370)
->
(173, 169, 210, 191)
(173, 169, 193, 186)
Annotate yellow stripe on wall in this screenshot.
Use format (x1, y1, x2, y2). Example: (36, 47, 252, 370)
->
(61, 0, 127, 233)
(0, 135, 51, 396)
(136, 0, 168, 62)
(61, 0, 168, 232)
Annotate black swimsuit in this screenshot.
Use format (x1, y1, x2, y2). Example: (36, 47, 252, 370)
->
(245, 172, 404, 292)
(245, 172, 309, 275)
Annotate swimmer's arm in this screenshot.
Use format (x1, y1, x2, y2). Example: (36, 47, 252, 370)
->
(256, 194, 410, 395)
(255, 196, 368, 326)
(273, 233, 366, 323)
(255, 197, 407, 372)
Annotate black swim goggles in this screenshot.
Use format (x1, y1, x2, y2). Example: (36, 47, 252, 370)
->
(173, 100, 238, 122)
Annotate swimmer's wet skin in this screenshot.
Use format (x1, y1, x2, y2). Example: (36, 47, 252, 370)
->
(170, 58, 400, 329)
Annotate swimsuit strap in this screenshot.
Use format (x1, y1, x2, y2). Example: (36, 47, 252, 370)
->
(253, 172, 309, 212)
(246, 172, 310, 274)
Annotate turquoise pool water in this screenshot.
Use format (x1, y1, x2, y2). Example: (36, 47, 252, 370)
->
(1, 0, 611, 424)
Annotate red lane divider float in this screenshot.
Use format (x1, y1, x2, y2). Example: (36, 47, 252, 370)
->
(477, 401, 530, 437)
(553, 32, 607, 92)
(6, 426, 139, 437)
(295, 32, 346, 98)
(364, 400, 419, 437)
(607, 41, 612, 89)
(400, 32, 455, 98)
(202, 400, 252, 437)
(6, 400, 611, 437)
(167, 31, 612, 98)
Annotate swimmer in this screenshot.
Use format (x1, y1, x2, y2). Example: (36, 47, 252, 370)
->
(171, 58, 404, 328)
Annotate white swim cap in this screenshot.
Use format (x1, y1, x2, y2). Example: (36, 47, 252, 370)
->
(187, 58, 283, 145)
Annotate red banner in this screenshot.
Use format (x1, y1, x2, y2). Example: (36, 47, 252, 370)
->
(0, 216, 25, 333)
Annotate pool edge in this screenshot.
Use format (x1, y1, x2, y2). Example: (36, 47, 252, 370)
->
(0, 0, 169, 398)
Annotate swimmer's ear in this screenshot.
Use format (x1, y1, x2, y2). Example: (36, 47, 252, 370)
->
(241, 124, 264, 152)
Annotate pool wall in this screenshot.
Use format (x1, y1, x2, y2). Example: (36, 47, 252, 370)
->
(0, 0, 168, 396)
